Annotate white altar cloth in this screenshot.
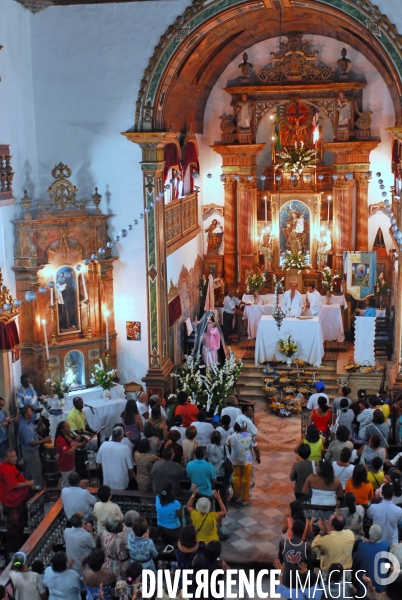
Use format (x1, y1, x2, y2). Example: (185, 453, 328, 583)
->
(319, 305, 345, 342)
(45, 384, 126, 440)
(244, 303, 343, 342)
(354, 316, 375, 366)
(243, 305, 273, 339)
(255, 316, 325, 367)
(243, 292, 347, 309)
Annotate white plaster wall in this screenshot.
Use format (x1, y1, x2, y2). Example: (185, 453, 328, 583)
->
(166, 234, 202, 287)
(29, 0, 189, 384)
(0, 0, 38, 389)
(201, 34, 396, 208)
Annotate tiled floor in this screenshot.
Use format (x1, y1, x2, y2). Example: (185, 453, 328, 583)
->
(220, 401, 299, 565)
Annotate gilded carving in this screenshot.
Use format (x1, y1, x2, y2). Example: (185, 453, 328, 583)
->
(39, 163, 86, 212)
(150, 347, 160, 368)
(258, 34, 333, 83)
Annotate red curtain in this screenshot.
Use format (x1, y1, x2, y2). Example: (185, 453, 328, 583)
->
(0, 321, 20, 350)
(183, 142, 199, 193)
(168, 296, 182, 328)
(164, 144, 181, 182)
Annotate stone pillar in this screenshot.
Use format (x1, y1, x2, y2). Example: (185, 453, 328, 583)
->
(238, 177, 257, 283)
(354, 172, 371, 251)
(123, 132, 175, 398)
(332, 175, 354, 272)
(223, 176, 237, 286)
(211, 144, 265, 286)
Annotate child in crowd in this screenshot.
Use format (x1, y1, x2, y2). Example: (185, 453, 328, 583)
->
(31, 559, 46, 588)
(216, 415, 233, 444)
(367, 456, 385, 491)
(127, 517, 158, 573)
(290, 443, 313, 499)
(115, 561, 142, 600)
(170, 415, 186, 444)
(182, 426, 198, 466)
(93, 485, 123, 535)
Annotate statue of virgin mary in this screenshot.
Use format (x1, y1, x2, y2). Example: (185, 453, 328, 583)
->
(193, 311, 227, 368)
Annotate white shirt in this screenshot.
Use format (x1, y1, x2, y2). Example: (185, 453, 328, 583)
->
(307, 392, 329, 410)
(170, 425, 186, 445)
(61, 486, 96, 521)
(281, 290, 303, 317)
(96, 440, 134, 489)
(10, 570, 46, 600)
(332, 462, 355, 489)
(216, 425, 233, 444)
(243, 414, 258, 437)
(190, 421, 215, 446)
(137, 400, 149, 425)
(108, 434, 133, 451)
(367, 500, 402, 545)
(64, 526, 96, 574)
(221, 406, 242, 428)
(305, 289, 322, 316)
(223, 295, 241, 314)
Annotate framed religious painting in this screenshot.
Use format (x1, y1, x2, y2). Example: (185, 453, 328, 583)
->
(55, 265, 81, 335)
(12, 347, 20, 363)
(127, 321, 141, 341)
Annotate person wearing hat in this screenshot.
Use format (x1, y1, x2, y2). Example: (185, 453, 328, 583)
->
(10, 551, 47, 600)
(186, 485, 226, 544)
(306, 381, 329, 410)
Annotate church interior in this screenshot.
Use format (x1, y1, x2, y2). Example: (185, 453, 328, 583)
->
(2, 0, 402, 594)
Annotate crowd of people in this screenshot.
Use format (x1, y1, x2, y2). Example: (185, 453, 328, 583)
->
(3, 375, 402, 599)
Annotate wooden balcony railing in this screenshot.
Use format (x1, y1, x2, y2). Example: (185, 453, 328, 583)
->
(0, 145, 14, 201)
(165, 191, 201, 255)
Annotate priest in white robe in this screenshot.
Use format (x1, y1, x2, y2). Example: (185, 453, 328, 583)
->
(304, 282, 323, 316)
(281, 281, 303, 317)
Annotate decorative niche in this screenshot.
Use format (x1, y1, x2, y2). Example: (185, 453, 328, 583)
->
(13, 163, 117, 393)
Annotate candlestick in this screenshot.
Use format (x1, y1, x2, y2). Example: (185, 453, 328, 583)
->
(327, 195, 331, 222)
(264, 195, 267, 225)
(105, 309, 110, 350)
(42, 319, 50, 360)
(81, 270, 88, 301)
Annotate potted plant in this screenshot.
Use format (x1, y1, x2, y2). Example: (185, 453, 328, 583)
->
(277, 335, 298, 366)
(90, 359, 117, 399)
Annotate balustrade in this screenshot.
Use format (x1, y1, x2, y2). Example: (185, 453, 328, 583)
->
(165, 191, 200, 254)
(0, 145, 14, 200)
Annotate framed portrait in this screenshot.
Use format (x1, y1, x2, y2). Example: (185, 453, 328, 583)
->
(55, 265, 81, 335)
(127, 321, 141, 341)
(12, 347, 20, 363)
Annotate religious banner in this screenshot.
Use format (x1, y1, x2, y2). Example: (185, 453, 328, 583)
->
(343, 251, 377, 300)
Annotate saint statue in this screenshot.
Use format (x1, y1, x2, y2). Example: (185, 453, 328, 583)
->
(238, 52, 253, 82)
(337, 92, 351, 128)
(336, 48, 351, 75)
(317, 238, 327, 271)
(205, 219, 224, 255)
(236, 94, 252, 130)
(260, 232, 273, 272)
(283, 210, 308, 254)
(373, 227, 385, 249)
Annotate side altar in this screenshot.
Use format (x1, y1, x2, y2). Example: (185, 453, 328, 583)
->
(13, 164, 117, 393)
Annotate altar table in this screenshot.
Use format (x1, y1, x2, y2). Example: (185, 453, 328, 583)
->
(45, 384, 127, 440)
(255, 315, 325, 367)
(242, 292, 347, 309)
(244, 303, 344, 342)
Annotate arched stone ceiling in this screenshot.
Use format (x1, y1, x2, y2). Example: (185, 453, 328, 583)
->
(133, 0, 402, 134)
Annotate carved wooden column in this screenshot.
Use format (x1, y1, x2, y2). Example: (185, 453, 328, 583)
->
(238, 177, 258, 283)
(123, 132, 175, 398)
(332, 175, 355, 272)
(222, 176, 237, 285)
(354, 172, 371, 251)
(212, 144, 264, 285)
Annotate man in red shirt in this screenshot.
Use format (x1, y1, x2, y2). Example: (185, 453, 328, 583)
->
(0, 448, 34, 549)
(174, 391, 199, 428)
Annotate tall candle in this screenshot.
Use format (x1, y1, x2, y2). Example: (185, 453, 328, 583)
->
(327, 196, 331, 222)
(42, 319, 49, 359)
(264, 196, 267, 224)
(50, 275, 54, 306)
(81, 271, 88, 301)
(105, 309, 110, 350)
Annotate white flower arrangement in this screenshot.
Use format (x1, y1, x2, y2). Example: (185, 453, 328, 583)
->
(282, 251, 311, 272)
(90, 359, 117, 390)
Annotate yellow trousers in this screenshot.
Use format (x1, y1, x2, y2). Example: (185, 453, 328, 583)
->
(232, 464, 252, 501)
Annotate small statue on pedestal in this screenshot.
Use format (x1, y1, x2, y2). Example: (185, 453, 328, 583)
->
(236, 94, 253, 130)
(336, 48, 351, 76)
(238, 52, 253, 83)
(337, 92, 352, 129)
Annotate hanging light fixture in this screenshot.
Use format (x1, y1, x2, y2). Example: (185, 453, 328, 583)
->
(272, 282, 285, 330)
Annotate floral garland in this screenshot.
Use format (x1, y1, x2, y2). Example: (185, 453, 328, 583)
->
(276, 141, 316, 175)
(246, 272, 265, 292)
(282, 251, 310, 272)
(90, 359, 117, 390)
(277, 335, 298, 358)
(45, 378, 72, 399)
(170, 353, 206, 405)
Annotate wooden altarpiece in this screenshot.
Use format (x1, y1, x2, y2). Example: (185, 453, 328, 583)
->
(13, 164, 116, 393)
(214, 34, 379, 285)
